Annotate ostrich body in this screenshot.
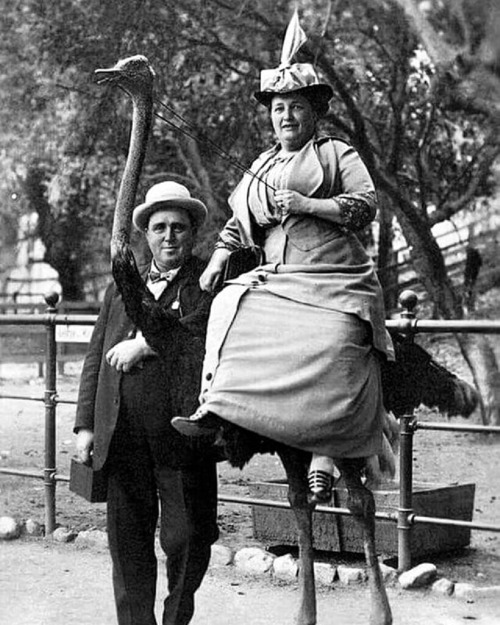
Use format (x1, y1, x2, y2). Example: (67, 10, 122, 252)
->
(99, 56, 478, 625)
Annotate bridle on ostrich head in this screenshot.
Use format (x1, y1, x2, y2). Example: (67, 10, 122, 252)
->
(94, 55, 279, 196)
(94, 55, 156, 96)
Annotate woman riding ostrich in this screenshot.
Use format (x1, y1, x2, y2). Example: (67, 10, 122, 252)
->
(96, 42, 477, 625)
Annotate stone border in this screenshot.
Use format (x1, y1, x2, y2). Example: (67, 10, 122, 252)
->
(2, 515, 500, 601)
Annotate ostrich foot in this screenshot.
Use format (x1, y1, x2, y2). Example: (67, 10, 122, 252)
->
(172, 409, 223, 439)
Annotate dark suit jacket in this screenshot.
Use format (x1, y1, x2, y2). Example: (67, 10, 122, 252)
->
(74, 255, 212, 471)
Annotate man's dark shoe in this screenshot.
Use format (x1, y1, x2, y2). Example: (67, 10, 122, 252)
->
(172, 410, 222, 438)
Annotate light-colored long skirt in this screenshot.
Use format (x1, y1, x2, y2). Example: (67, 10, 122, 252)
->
(200, 284, 384, 458)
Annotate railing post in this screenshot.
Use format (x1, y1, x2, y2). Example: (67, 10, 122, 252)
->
(397, 289, 418, 571)
(398, 414, 416, 571)
(44, 291, 59, 535)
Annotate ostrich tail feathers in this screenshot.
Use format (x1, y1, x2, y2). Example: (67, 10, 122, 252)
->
(382, 334, 479, 418)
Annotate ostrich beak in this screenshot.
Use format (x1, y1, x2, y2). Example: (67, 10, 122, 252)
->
(94, 67, 121, 85)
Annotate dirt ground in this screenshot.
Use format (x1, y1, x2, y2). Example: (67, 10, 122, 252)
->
(2, 537, 500, 625)
(1, 315, 500, 623)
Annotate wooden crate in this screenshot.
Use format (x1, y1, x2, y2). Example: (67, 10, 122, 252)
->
(249, 479, 475, 556)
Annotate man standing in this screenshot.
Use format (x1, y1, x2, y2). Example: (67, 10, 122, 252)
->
(74, 181, 218, 625)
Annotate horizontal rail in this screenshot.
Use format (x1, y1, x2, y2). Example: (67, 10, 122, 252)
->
(0, 467, 69, 483)
(416, 421, 500, 434)
(386, 319, 500, 334)
(3, 468, 499, 534)
(0, 314, 98, 326)
(218, 495, 500, 532)
(2, 312, 500, 334)
(0, 393, 77, 405)
(0, 315, 51, 326)
(196, 494, 398, 522)
(0, 468, 44, 479)
(0, 393, 45, 403)
(411, 515, 500, 533)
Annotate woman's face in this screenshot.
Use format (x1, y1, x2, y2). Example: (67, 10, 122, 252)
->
(270, 93, 316, 152)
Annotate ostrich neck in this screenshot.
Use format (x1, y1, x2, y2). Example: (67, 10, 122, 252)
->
(111, 90, 153, 259)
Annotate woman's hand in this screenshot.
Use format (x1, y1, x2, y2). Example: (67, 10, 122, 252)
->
(199, 247, 231, 293)
(274, 189, 310, 217)
(275, 191, 344, 225)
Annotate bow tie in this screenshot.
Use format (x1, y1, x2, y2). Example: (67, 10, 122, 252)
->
(149, 270, 174, 283)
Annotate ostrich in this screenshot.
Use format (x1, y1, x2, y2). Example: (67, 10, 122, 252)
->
(96, 55, 478, 625)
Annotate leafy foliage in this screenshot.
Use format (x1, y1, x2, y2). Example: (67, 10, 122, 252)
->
(0, 0, 498, 305)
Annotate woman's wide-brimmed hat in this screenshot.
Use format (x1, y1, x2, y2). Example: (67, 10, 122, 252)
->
(254, 11, 333, 115)
(132, 181, 208, 231)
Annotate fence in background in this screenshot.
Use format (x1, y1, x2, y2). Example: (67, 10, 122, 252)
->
(0, 291, 500, 571)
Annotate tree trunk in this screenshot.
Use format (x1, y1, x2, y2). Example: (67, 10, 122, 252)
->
(377, 193, 399, 312)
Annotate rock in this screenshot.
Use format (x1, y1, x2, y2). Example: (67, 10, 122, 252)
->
(0, 516, 21, 540)
(432, 577, 455, 596)
(313, 562, 337, 586)
(52, 527, 77, 543)
(337, 564, 367, 585)
(273, 553, 299, 581)
(24, 519, 44, 537)
(234, 547, 274, 576)
(74, 529, 108, 550)
(453, 582, 475, 599)
(399, 563, 437, 589)
(210, 544, 235, 567)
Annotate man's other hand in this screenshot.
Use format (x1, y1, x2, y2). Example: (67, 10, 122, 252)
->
(106, 335, 156, 372)
(75, 428, 94, 465)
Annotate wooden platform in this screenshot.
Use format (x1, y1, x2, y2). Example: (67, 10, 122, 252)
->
(249, 479, 476, 556)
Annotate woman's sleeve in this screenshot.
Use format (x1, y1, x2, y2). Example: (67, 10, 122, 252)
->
(332, 140, 378, 232)
(215, 214, 243, 251)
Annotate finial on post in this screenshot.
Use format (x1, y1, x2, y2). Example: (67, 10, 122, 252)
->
(399, 290, 418, 319)
(398, 289, 418, 341)
(44, 292, 60, 309)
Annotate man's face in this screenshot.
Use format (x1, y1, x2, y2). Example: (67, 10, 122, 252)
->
(145, 208, 195, 271)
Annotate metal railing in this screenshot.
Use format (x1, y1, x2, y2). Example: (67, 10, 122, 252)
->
(0, 293, 97, 534)
(1, 290, 499, 570)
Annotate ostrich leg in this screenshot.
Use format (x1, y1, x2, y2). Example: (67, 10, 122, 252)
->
(278, 449, 317, 625)
(336, 458, 393, 625)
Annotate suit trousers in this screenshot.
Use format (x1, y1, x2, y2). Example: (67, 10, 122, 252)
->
(106, 362, 218, 625)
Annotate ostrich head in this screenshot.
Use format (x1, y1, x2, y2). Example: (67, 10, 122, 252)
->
(94, 55, 156, 98)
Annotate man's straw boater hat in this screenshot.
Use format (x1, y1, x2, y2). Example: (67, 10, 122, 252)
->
(133, 181, 208, 231)
(253, 10, 333, 116)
